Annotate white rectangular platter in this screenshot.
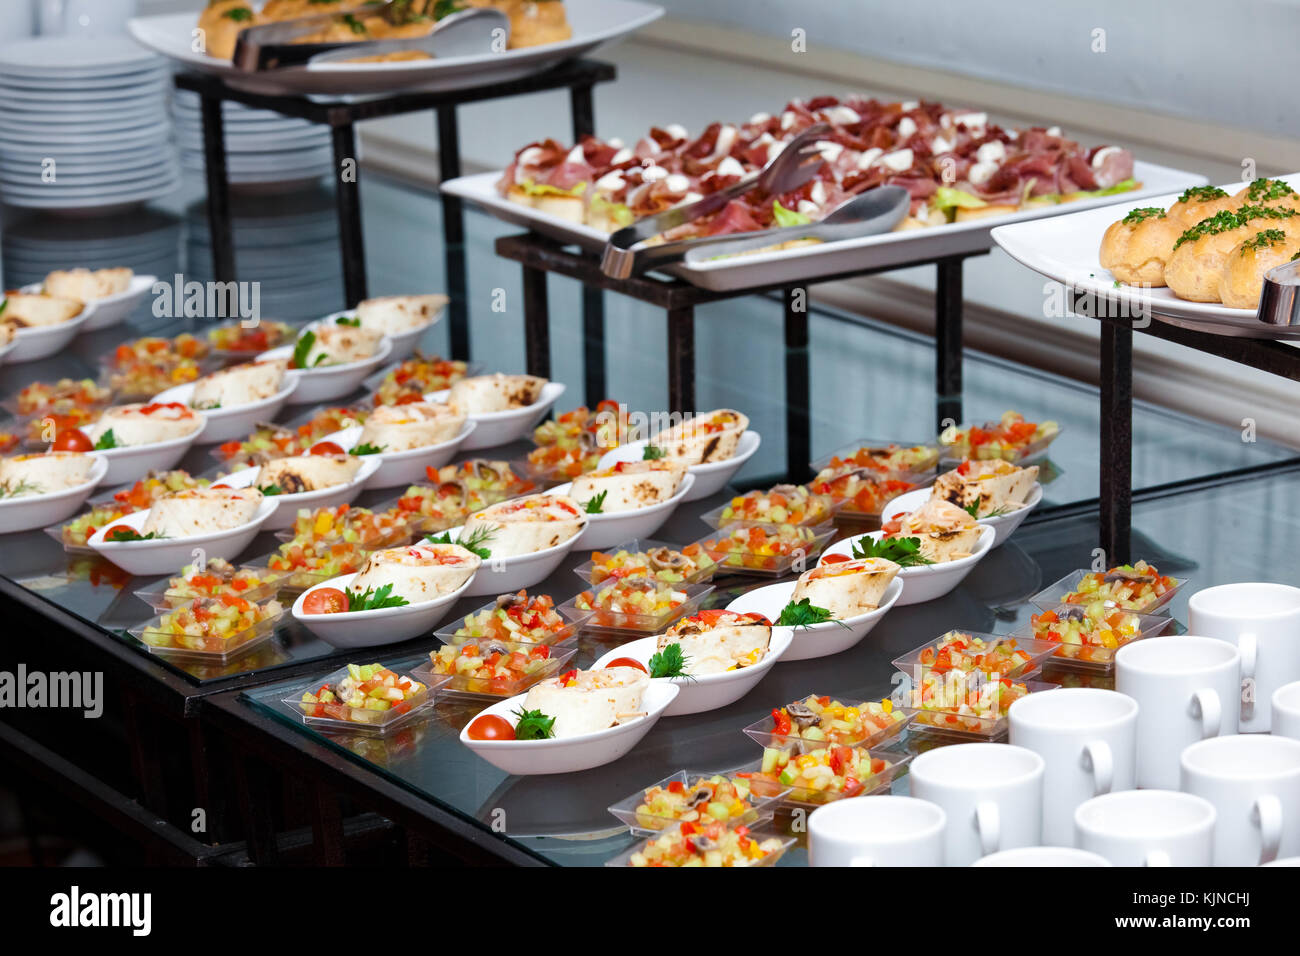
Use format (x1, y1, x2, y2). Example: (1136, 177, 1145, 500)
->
(992, 173, 1300, 337)
(443, 161, 1205, 292)
(128, 0, 663, 97)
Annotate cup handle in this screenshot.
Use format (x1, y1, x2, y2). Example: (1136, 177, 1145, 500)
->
(1144, 850, 1171, 867)
(1190, 688, 1221, 739)
(1240, 632, 1257, 723)
(1082, 740, 1114, 795)
(1253, 794, 1283, 865)
(975, 801, 1000, 856)
(848, 854, 875, 867)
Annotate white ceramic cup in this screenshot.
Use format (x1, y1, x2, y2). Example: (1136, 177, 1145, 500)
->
(908, 742, 1044, 866)
(807, 795, 946, 867)
(1075, 790, 1216, 866)
(1188, 583, 1300, 733)
(1009, 688, 1138, 846)
(972, 846, 1112, 867)
(1272, 681, 1300, 741)
(1180, 733, 1300, 866)
(1115, 636, 1240, 789)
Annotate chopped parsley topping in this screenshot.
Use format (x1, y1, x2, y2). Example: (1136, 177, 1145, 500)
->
(1246, 178, 1295, 202)
(1178, 185, 1228, 204)
(1122, 206, 1165, 225)
(1242, 229, 1287, 253)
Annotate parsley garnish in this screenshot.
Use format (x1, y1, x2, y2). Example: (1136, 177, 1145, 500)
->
(582, 490, 608, 514)
(963, 497, 1012, 519)
(0, 479, 40, 499)
(775, 597, 846, 629)
(432, 0, 466, 18)
(1178, 185, 1228, 204)
(1246, 178, 1295, 202)
(0, 299, 7, 318)
(425, 524, 495, 559)
(335, 315, 360, 327)
(350, 442, 386, 456)
(1122, 207, 1165, 225)
(648, 642, 695, 679)
(1242, 229, 1287, 253)
(345, 583, 409, 612)
(851, 535, 934, 567)
(1175, 204, 1298, 250)
(292, 330, 316, 370)
(223, 6, 253, 21)
(342, 13, 367, 33)
(642, 444, 666, 460)
(105, 528, 165, 543)
(92, 429, 118, 450)
(512, 707, 556, 740)
(257, 484, 284, 496)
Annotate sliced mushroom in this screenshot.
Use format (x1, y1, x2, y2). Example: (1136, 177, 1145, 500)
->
(770, 484, 802, 497)
(647, 546, 688, 571)
(687, 788, 712, 808)
(785, 701, 818, 729)
(690, 835, 717, 853)
(437, 481, 469, 508)
(278, 472, 309, 494)
(1059, 605, 1088, 622)
(1103, 569, 1154, 584)
(495, 592, 526, 610)
(474, 460, 501, 483)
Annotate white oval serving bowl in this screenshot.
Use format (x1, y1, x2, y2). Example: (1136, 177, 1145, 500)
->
(0, 453, 107, 533)
(819, 525, 996, 606)
(4, 299, 96, 362)
(725, 577, 904, 662)
(217, 455, 382, 530)
(424, 381, 565, 450)
(318, 420, 477, 489)
(259, 334, 393, 405)
(318, 305, 444, 362)
(291, 569, 474, 648)
(591, 627, 793, 716)
(80, 417, 207, 487)
(549, 472, 695, 550)
(881, 483, 1042, 549)
(23, 274, 155, 331)
(460, 681, 679, 776)
(86, 496, 277, 576)
(435, 521, 585, 598)
(152, 375, 299, 445)
(597, 430, 761, 502)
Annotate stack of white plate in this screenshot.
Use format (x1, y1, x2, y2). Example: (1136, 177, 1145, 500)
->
(173, 90, 333, 194)
(0, 35, 178, 215)
(2, 208, 181, 294)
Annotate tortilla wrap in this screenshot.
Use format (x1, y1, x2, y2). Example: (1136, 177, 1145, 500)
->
(652, 409, 748, 465)
(895, 499, 982, 562)
(446, 373, 547, 414)
(257, 454, 361, 494)
(522, 666, 648, 738)
(142, 487, 263, 538)
(348, 542, 480, 603)
(461, 493, 585, 558)
(793, 557, 901, 618)
(85, 403, 202, 447)
(658, 612, 772, 674)
(302, 324, 383, 367)
(357, 401, 465, 452)
(932, 461, 1038, 516)
(0, 452, 95, 497)
(191, 360, 287, 410)
(43, 267, 132, 301)
(568, 460, 686, 513)
(1, 292, 82, 328)
(356, 294, 449, 335)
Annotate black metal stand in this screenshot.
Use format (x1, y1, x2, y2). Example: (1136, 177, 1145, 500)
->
(496, 232, 985, 470)
(1072, 290, 1300, 563)
(175, 59, 615, 360)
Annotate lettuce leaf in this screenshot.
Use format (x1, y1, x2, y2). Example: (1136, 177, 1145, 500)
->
(772, 199, 811, 227)
(516, 178, 587, 199)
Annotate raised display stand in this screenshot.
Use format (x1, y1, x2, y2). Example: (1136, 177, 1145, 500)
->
(174, 59, 616, 359)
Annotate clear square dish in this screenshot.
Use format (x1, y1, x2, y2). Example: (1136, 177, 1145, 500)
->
(699, 489, 842, 529)
(736, 747, 913, 808)
(605, 824, 795, 867)
(127, 598, 284, 662)
(808, 436, 943, 481)
(902, 675, 1059, 740)
(742, 693, 916, 752)
(1030, 564, 1186, 616)
(892, 630, 1061, 682)
(1010, 604, 1176, 672)
(692, 522, 837, 577)
(571, 537, 719, 587)
(434, 592, 587, 648)
(606, 770, 790, 836)
(133, 563, 286, 611)
(559, 581, 715, 635)
(410, 640, 577, 700)
(283, 662, 451, 735)
(937, 418, 1062, 465)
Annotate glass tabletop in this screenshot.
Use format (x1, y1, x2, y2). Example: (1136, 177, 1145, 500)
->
(1, 170, 1294, 693)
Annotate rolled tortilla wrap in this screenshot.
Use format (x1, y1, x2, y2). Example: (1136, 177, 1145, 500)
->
(142, 487, 263, 537)
(658, 610, 772, 674)
(446, 373, 547, 414)
(348, 542, 480, 603)
(461, 492, 585, 558)
(568, 460, 686, 513)
(652, 409, 748, 465)
(84, 403, 202, 447)
(793, 558, 901, 618)
(191, 360, 287, 410)
(301, 324, 383, 366)
(931, 461, 1038, 517)
(257, 454, 361, 493)
(357, 401, 465, 452)
(356, 294, 449, 335)
(0, 452, 95, 497)
(522, 666, 648, 738)
(894, 498, 983, 562)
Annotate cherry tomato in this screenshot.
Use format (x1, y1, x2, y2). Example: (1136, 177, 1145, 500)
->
(103, 524, 137, 542)
(51, 429, 93, 452)
(821, 552, 851, 564)
(302, 587, 348, 614)
(309, 441, 346, 456)
(467, 714, 515, 741)
(604, 657, 647, 673)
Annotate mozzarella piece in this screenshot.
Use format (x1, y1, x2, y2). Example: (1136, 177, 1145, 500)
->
(975, 140, 1006, 164)
(880, 148, 914, 172)
(715, 156, 745, 178)
(1091, 145, 1122, 170)
(897, 116, 917, 139)
(823, 105, 861, 125)
(856, 147, 883, 169)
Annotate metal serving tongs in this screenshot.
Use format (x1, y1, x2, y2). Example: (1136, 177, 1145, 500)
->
(600, 123, 833, 279)
(231, 3, 507, 73)
(1256, 259, 1300, 334)
(681, 186, 911, 264)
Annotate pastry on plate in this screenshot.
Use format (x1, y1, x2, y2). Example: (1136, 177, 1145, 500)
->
(43, 267, 132, 301)
(1098, 206, 1180, 287)
(1219, 228, 1300, 310)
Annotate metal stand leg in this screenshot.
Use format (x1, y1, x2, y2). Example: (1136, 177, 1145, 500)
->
(935, 256, 964, 431)
(310, 786, 345, 866)
(667, 307, 695, 414)
(522, 263, 551, 378)
(1100, 321, 1133, 564)
(331, 122, 367, 306)
(437, 105, 471, 360)
(784, 287, 811, 482)
(582, 286, 607, 405)
(198, 90, 235, 284)
(569, 83, 596, 140)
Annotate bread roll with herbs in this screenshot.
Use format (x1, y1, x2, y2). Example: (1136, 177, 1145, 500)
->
(1219, 229, 1300, 309)
(1164, 205, 1300, 302)
(1099, 206, 1180, 286)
